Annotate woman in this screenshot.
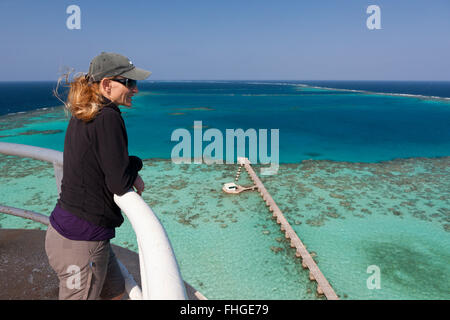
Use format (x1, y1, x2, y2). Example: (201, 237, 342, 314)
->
(45, 52, 150, 300)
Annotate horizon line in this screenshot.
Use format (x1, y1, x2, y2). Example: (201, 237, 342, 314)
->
(1, 79, 450, 82)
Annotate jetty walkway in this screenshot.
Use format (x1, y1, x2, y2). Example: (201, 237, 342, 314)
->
(237, 157, 339, 300)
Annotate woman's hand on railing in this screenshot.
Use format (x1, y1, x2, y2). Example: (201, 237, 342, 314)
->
(133, 174, 145, 196)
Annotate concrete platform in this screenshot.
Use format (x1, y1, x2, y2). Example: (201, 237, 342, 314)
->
(0, 229, 205, 300)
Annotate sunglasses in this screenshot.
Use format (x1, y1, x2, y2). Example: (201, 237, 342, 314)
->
(110, 78, 137, 89)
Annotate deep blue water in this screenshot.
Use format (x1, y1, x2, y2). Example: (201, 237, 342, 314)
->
(0, 82, 62, 116)
(128, 82, 450, 163)
(1, 80, 450, 116)
(0, 81, 449, 163)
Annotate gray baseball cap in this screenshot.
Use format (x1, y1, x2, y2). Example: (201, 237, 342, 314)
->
(87, 52, 151, 82)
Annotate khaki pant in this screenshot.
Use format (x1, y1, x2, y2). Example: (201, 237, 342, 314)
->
(45, 224, 125, 300)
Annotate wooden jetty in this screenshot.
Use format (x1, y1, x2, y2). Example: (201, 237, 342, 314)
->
(237, 157, 339, 300)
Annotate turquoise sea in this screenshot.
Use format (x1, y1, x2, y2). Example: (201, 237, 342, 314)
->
(0, 81, 449, 299)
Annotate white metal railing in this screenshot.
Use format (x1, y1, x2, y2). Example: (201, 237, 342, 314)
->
(0, 142, 187, 300)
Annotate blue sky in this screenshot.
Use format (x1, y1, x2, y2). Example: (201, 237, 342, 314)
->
(0, 0, 449, 81)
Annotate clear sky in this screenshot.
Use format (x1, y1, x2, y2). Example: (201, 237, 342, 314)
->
(1, 0, 449, 81)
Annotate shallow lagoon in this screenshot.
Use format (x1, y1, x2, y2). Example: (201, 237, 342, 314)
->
(1, 154, 448, 299)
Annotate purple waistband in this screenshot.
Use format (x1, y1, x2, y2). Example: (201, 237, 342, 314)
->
(49, 204, 115, 241)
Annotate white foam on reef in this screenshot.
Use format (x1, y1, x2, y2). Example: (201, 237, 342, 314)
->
(1, 105, 63, 118)
(241, 81, 450, 102)
(244, 81, 297, 86)
(291, 83, 450, 102)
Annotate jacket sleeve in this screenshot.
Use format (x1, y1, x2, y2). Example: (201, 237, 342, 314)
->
(93, 110, 139, 196)
(129, 155, 143, 172)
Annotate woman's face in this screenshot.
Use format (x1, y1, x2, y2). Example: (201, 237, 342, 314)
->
(100, 76, 138, 107)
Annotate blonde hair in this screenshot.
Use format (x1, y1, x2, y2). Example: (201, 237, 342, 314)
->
(54, 70, 107, 122)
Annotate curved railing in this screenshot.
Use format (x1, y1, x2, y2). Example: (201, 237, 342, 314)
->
(0, 142, 187, 300)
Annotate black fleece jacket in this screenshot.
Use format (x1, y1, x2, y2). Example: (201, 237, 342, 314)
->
(58, 97, 142, 228)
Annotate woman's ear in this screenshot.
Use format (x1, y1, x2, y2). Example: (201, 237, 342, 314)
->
(100, 78, 112, 95)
